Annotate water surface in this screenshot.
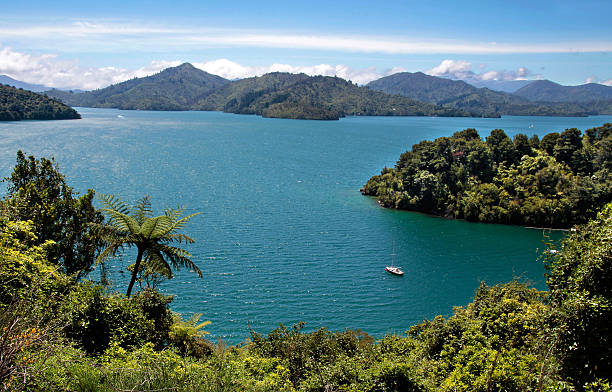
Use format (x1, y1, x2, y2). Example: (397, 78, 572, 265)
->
(2, 110, 608, 342)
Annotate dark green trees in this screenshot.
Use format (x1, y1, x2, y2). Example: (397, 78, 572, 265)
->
(0, 84, 80, 121)
(546, 203, 612, 386)
(362, 124, 612, 228)
(95, 194, 202, 297)
(1, 151, 103, 278)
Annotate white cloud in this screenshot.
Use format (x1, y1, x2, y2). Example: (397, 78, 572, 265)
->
(1, 20, 611, 54)
(585, 76, 612, 86)
(0, 47, 403, 90)
(0, 46, 181, 89)
(427, 59, 472, 78)
(191, 59, 403, 85)
(426, 59, 537, 82)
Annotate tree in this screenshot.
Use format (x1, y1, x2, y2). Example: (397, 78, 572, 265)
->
(546, 203, 612, 387)
(95, 194, 202, 297)
(1, 151, 103, 279)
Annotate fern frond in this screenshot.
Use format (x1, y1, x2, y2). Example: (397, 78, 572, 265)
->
(157, 244, 202, 277)
(133, 195, 153, 224)
(98, 193, 130, 215)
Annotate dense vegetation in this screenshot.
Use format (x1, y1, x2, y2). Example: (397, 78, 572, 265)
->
(366, 73, 597, 117)
(514, 80, 612, 103)
(47, 65, 470, 120)
(0, 84, 80, 121)
(46, 63, 230, 111)
(1, 149, 611, 391)
(362, 123, 612, 228)
(196, 73, 470, 120)
(43, 62, 612, 119)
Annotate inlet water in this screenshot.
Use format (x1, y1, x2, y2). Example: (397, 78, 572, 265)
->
(2, 110, 609, 343)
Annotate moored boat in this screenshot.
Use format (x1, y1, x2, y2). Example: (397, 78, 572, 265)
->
(385, 266, 404, 276)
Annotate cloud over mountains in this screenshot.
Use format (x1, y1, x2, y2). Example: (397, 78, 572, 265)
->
(0, 46, 404, 89)
(426, 59, 536, 83)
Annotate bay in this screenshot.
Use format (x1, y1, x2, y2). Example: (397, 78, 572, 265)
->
(1, 109, 610, 343)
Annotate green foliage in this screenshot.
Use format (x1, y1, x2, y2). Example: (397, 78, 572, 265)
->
(546, 202, 612, 386)
(169, 312, 213, 357)
(406, 281, 554, 391)
(197, 73, 472, 120)
(1, 151, 104, 279)
(362, 124, 612, 228)
(95, 194, 202, 297)
(0, 219, 70, 308)
(0, 84, 80, 121)
(62, 285, 174, 354)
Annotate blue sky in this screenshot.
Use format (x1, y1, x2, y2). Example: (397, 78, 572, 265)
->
(1, 0, 611, 89)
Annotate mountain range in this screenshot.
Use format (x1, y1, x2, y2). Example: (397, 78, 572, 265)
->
(38, 63, 612, 120)
(513, 79, 612, 102)
(0, 75, 51, 92)
(46, 64, 471, 120)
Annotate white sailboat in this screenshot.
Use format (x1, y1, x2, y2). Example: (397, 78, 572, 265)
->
(385, 244, 404, 276)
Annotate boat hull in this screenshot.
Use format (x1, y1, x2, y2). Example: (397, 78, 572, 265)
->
(385, 266, 404, 276)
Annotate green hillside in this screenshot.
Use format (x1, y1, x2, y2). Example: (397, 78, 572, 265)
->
(366, 71, 478, 103)
(367, 72, 591, 117)
(196, 73, 472, 119)
(46, 63, 230, 111)
(0, 84, 80, 121)
(515, 79, 612, 102)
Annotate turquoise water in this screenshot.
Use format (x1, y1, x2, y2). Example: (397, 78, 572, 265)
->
(1, 110, 610, 343)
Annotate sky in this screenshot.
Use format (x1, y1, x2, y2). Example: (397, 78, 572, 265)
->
(1, 0, 611, 90)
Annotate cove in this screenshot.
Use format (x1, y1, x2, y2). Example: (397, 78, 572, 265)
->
(2, 109, 610, 343)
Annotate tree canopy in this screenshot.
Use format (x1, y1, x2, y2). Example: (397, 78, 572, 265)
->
(362, 123, 612, 228)
(1, 151, 103, 278)
(0, 84, 80, 121)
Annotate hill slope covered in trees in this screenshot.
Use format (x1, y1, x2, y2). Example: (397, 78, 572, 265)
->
(0, 84, 80, 121)
(195, 72, 471, 119)
(46, 63, 230, 111)
(514, 79, 612, 102)
(362, 123, 612, 228)
(47, 65, 472, 120)
(366, 72, 593, 117)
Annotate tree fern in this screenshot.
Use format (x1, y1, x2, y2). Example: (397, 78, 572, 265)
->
(95, 194, 202, 297)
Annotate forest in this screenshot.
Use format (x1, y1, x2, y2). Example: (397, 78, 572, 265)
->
(1, 147, 611, 391)
(362, 123, 612, 228)
(0, 84, 80, 121)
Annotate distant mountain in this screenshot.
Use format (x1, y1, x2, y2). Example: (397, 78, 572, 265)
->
(366, 72, 477, 103)
(0, 75, 51, 92)
(514, 80, 612, 102)
(48, 65, 473, 120)
(1, 84, 80, 121)
(46, 63, 230, 110)
(367, 72, 590, 117)
(462, 79, 534, 93)
(195, 72, 471, 120)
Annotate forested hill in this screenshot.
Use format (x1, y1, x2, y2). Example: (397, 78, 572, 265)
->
(366, 72, 478, 103)
(362, 123, 612, 228)
(46, 63, 230, 111)
(514, 79, 612, 103)
(194, 72, 471, 120)
(366, 72, 592, 117)
(0, 84, 81, 121)
(47, 65, 472, 120)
